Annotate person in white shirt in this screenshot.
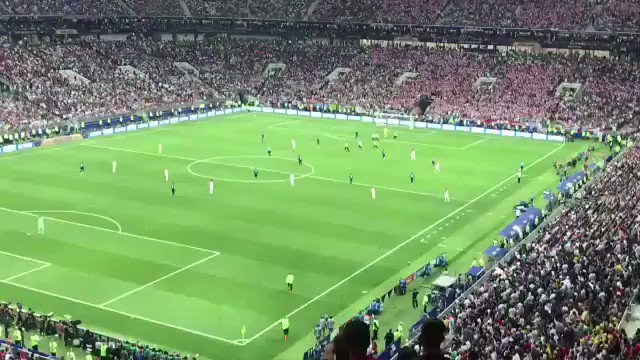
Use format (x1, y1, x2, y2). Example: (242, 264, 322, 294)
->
(158, 143, 163, 154)
(290, 173, 295, 186)
(444, 187, 450, 202)
(209, 179, 214, 194)
(164, 169, 169, 182)
(435, 161, 441, 173)
(410, 149, 416, 161)
(112, 160, 117, 174)
(291, 139, 296, 151)
(371, 187, 376, 200)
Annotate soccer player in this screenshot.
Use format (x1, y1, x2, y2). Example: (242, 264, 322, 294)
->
(267, 147, 272, 156)
(520, 161, 525, 171)
(383, 127, 388, 138)
(517, 169, 522, 183)
(171, 182, 175, 197)
(291, 139, 296, 151)
(290, 173, 295, 186)
(316, 137, 320, 148)
(410, 149, 416, 161)
(158, 143, 163, 154)
(112, 160, 117, 174)
(381, 150, 386, 160)
(410, 172, 415, 185)
(253, 168, 259, 179)
(286, 273, 294, 293)
(357, 140, 363, 150)
(349, 173, 353, 184)
(373, 141, 379, 149)
(444, 187, 450, 202)
(79, 161, 84, 175)
(261, 133, 265, 143)
(281, 318, 290, 341)
(298, 155, 302, 166)
(344, 142, 350, 152)
(355, 131, 359, 139)
(37, 216, 44, 235)
(371, 187, 376, 200)
(432, 158, 436, 167)
(393, 132, 398, 139)
(164, 168, 169, 182)
(434, 161, 441, 173)
(209, 178, 214, 195)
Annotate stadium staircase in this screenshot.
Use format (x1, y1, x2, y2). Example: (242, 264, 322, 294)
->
(178, 0, 192, 17)
(116, 0, 137, 15)
(304, 0, 322, 20)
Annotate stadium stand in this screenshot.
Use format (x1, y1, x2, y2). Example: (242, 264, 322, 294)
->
(384, 143, 640, 359)
(0, 38, 638, 135)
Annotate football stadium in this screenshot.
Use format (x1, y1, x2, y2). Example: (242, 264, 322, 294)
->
(0, 4, 637, 360)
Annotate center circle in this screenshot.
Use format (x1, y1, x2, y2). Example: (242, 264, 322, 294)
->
(186, 155, 315, 183)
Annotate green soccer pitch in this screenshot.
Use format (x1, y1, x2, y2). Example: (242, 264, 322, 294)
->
(0, 112, 593, 359)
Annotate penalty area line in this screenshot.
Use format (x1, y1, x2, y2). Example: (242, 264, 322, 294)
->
(244, 142, 565, 344)
(0, 280, 243, 346)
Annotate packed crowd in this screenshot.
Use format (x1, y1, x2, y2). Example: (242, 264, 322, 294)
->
(425, 144, 640, 359)
(0, 39, 638, 135)
(2, 0, 639, 32)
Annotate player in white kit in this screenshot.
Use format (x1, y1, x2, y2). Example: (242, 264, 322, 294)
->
(291, 139, 296, 151)
(410, 149, 416, 161)
(435, 161, 441, 173)
(158, 143, 163, 154)
(444, 187, 450, 202)
(371, 187, 376, 200)
(209, 178, 214, 194)
(112, 160, 117, 174)
(164, 168, 169, 182)
(290, 173, 295, 186)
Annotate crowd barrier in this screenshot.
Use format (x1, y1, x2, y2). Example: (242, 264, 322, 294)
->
(246, 106, 565, 142)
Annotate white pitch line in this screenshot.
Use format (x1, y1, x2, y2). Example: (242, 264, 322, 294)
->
(0, 206, 219, 255)
(0, 250, 51, 265)
(4, 263, 51, 282)
(244, 142, 566, 343)
(0, 280, 241, 346)
(82, 144, 471, 202)
(100, 253, 219, 307)
(24, 210, 123, 233)
(267, 121, 297, 128)
(460, 138, 489, 149)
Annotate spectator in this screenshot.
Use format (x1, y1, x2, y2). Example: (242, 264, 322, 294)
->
(418, 319, 448, 360)
(343, 319, 373, 360)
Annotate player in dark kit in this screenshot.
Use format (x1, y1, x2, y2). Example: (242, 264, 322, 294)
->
(254, 168, 259, 178)
(79, 162, 85, 175)
(261, 133, 265, 143)
(349, 173, 353, 184)
(171, 182, 175, 196)
(381, 150, 386, 159)
(410, 172, 415, 185)
(298, 155, 302, 166)
(267, 147, 272, 156)
(355, 131, 359, 138)
(432, 158, 436, 167)
(316, 137, 320, 148)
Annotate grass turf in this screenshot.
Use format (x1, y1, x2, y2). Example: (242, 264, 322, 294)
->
(0, 113, 592, 359)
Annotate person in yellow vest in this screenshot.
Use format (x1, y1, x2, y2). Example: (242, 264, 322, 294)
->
(30, 333, 40, 352)
(99, 342, 107, 359)
(13, 327, 22, 346)
(65, 349, 76, 360)
(478, 257, 485, 268)
(49, 335, 58, 357)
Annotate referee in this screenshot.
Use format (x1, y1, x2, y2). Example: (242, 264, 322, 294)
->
(281, 318, 290, 341)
